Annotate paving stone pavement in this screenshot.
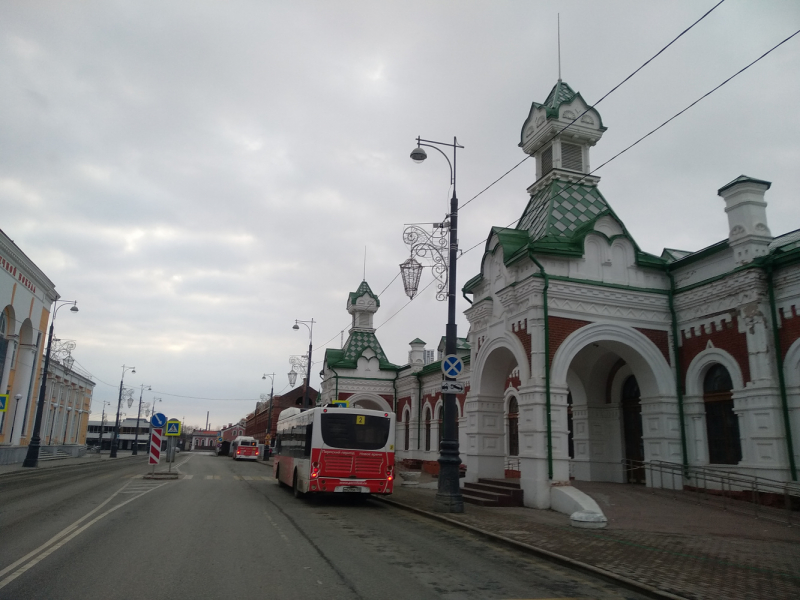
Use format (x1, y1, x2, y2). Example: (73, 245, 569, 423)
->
(384, 474, 800, 600)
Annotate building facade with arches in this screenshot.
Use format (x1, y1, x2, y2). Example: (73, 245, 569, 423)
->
(0, 229, 57, 449)
(458, 79, 800, 508)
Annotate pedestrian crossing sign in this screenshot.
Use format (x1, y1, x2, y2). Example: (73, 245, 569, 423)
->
(0, 394, 7, 412)
(165, 420, 182, 436)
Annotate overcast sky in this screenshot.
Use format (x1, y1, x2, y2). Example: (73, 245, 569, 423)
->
(2, 1, 798, 430)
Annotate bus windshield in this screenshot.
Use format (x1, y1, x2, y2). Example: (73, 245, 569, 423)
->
(320, 413, 391, 450)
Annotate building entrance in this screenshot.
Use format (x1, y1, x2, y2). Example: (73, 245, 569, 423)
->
(621, 375, 645, 483)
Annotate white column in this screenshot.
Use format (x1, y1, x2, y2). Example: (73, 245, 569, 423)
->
(10, 344, 37, 445)
(464, 392, 505, 482)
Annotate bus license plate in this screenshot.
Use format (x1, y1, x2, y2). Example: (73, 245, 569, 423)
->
(343, 486, 361, 492)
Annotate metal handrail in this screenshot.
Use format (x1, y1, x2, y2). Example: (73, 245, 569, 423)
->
(620, 458, 800, 526)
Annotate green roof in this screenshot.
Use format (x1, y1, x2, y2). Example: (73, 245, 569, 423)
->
(718, 175, 772, 195)
(543, 79, 577, 110)
(518, 179, 610, 241)
(325, 330, 399, 371)
(348, 280, 380, 308)
(409, 338, 426, 345)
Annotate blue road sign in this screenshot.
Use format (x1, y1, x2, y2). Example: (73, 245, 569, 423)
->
(151, 412, 167, 427)
(441, 355, 464, 378)
(0, 394, 8, 413)
(165, 420, 181, 436)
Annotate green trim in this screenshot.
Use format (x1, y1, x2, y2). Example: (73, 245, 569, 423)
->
(667, 271, 689, 478)
(666, 240, 729, 268)
(766, 262, 797, 481)
(348, 280, 380, 308)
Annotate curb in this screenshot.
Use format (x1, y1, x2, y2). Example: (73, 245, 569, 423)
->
(373, 495, 688, 600)
(0, 454, 146, 480)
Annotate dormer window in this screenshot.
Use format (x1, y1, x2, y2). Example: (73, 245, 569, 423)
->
(541, 145, 553, 175)
(562, 142, 583, 172)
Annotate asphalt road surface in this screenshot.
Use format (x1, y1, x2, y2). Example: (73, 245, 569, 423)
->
(0, 453, 648, 599)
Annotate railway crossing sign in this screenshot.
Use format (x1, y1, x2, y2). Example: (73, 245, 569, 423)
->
(0, 394, 8, 412)
(165, 419, 181, 436)
(441, 355, 464, 378)
(151, 412, 167, 427)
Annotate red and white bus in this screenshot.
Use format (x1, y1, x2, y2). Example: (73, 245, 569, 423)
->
(273, 406, 395, 498)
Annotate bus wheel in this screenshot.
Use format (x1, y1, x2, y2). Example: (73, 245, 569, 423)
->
(293, 471, 303, 499)
(276, 465, 285, 487)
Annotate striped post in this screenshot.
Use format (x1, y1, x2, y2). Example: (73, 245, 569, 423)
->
(149, 427, 163, 465)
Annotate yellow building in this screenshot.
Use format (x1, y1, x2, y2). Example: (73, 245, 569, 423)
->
(0, 228, 57, 451)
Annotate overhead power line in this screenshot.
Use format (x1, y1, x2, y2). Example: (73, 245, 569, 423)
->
(459, 27, 800, 261)
(457, 0, 727, 212)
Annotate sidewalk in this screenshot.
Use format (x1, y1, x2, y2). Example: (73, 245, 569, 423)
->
(382, 472, 800, 600)
(0, 450, 145, 477)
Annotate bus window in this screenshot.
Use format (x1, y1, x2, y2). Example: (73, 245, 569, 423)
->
(304, 423, 313, 457)
(320, 413, 390, 450)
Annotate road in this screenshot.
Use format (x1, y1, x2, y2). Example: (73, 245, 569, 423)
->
(0, 453, 648, 599)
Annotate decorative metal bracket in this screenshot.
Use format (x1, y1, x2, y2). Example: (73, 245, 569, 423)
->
(401, 222, 450, 301)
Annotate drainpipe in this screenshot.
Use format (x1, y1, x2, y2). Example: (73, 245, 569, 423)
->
(765, 262, 797, 481)
(329, 365, 340, 401)
(392, 372, 398, 413)
(667, 271, 690, 478)
(530, 256, 553, 480)
(416, 373, 423, 451)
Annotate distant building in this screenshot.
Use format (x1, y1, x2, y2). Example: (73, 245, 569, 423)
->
(191, 429, 218, 450)
(248, 385, 319, 444)
(42, 352, 95, 446)
(86, 417, 148, 451)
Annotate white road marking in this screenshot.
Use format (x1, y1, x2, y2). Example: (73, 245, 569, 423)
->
(0, 479, 169, 590)
(183, 474, 194, 479)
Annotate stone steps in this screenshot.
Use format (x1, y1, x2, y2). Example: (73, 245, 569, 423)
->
(462, 478, 524, 507)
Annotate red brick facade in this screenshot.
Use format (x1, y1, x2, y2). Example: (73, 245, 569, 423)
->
(512, 318, 532, 371)
(778, 303, 800, 360)
(635, 327, 671, 366)
(549, 316, 591, 367)
(679, 314, 750, 386)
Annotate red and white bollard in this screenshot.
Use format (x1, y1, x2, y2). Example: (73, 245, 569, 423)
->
(149, 427, 163, 472)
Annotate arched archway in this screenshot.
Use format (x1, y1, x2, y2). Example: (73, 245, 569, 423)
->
(465, 341, 523, 482)
(551, 323, 677, 485)
(347, 393, 391, 412)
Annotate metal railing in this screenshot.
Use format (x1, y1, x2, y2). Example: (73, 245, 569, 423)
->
(504, 457, 520, 472)
(622, 458, 800, 526)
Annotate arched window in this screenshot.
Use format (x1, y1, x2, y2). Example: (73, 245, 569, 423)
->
(704, 364, 741, 464)
(508, 397, 519, 456)
(424, 407, 431, 452)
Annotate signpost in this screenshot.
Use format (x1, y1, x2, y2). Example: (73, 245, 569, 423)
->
(164, 419, 181, 472)
(148, 413, 167, 476)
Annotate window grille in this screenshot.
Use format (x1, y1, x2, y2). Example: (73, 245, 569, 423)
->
(541, 145, 553, 174)
(562, 142, 583, 171)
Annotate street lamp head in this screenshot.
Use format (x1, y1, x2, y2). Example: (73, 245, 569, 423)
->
(410, 146, 427, 163)
(69, 304, 79, 313)
(292, 323, 300, 331)
(262, 374, 266, 379)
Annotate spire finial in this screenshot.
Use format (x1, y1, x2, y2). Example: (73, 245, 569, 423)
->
(363, 246, 367, 281)
(557, 13, 562, 81)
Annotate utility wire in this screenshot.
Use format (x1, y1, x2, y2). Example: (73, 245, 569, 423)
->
(458, 28, 800, 260)
(457, 0, 727, 212)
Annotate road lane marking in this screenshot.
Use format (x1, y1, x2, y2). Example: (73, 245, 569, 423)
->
(0, 479, 169, 590)
(183, 474, 194, 479)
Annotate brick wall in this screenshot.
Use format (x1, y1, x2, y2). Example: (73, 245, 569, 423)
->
(680, 313, 750, 386)
(635, 327, 671, 365)
(779, 303, 800, 360)
(512, 319, 532, 372)
(549, 316, 591, 367)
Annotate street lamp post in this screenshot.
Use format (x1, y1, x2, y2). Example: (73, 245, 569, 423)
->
(97, 400, 110, 453)
(292, 320, 315, 409)
(22, 300, 79, 468)
(262, 373, 275, 441)
(132, 384, 151, 455)
(406, 135, 464, 513)
(110, 365, 136, 458)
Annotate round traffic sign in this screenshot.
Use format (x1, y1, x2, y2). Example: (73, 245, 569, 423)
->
(151, 412, 167, 427)
(441, 354, 464, 378)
